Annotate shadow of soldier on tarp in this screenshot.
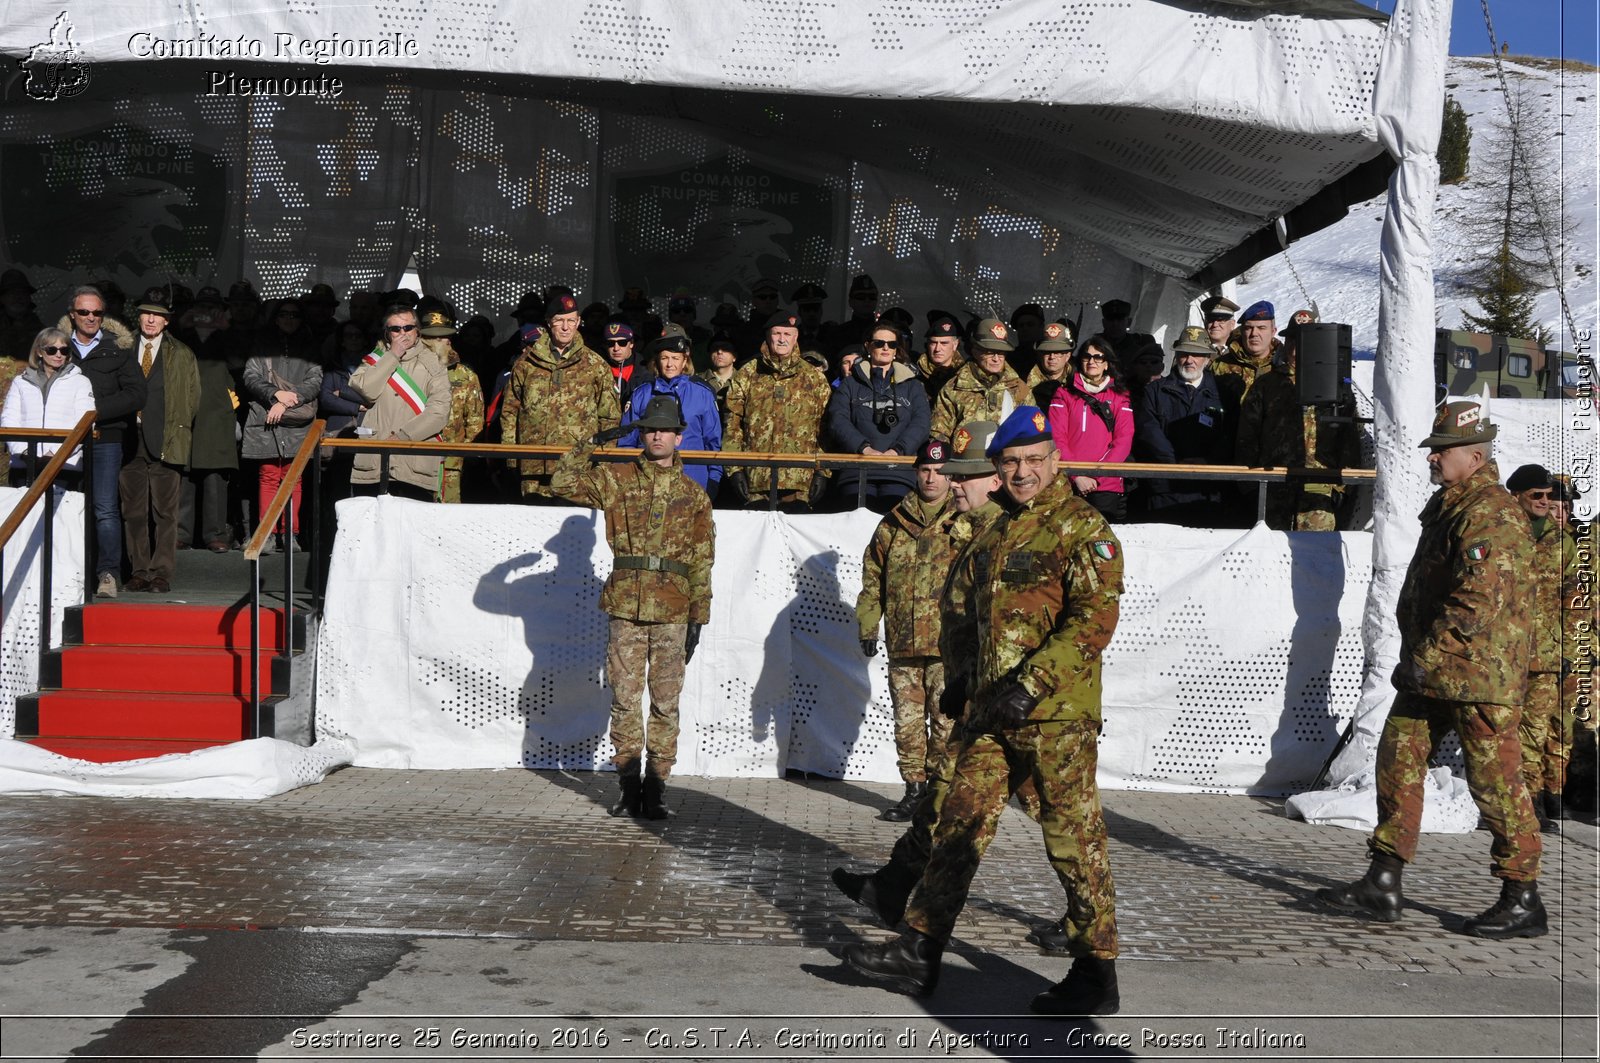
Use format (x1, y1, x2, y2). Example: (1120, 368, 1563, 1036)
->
(471, 512, 610, 769)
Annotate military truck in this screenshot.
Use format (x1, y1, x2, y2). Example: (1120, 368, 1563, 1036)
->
(1434, 329, 1590, 399)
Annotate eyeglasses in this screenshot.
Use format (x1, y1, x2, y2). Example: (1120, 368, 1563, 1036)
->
(997, 454, 1052, 472)
(867, 339, 898, 349)
(71, 308, 103, 317)
(41, 345, 70, 355)
(386, 323, 417, 334)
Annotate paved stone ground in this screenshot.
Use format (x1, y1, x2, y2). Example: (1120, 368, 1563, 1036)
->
(0, 767, 1594, 984)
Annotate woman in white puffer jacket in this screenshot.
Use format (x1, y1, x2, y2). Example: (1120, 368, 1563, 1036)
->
(2, 326, 97, 482)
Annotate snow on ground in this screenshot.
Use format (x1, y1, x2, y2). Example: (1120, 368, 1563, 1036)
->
(1229, 57, 1597, 361)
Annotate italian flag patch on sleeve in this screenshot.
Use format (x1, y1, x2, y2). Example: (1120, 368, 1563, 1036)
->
(1466, 541, 1490, 561)
(1092, 540, 1118, 561)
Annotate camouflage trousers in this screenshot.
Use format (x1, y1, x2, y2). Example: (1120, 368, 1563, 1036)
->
(437, 460, 463, 504)
(1371, 693, 1541, 881)
(904, 721, 1117, 958)
(606, 617, 687, 779)
(1264, 483, 1338, 531)
(1519, 672, 1573, 795)
(887, 657, 955, 784)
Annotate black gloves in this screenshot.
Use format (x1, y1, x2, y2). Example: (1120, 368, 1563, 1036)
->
(861, 638, 878, 658)
(685, 622, 702, 663)
(938, 675, 968, 720)
(723, 470, 749, 505)
(1391, 659, 1426, 694)
(591, 425, 628, 445)
(988, 681, 1038, 730)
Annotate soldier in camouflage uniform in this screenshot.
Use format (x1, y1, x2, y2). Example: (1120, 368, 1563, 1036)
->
(1318, 401, 1545, 939)
(1505, 465, 1582, 828)
(1025, 321, 1074, 409)
(1211, 299, 1278, 408)
(499, 292, 619, 502)
(842, 406, 1125, 1017)
(721, 310, 831, 511)
(550, 394, 714, 821)
(418, 311, 485, 504)
(929, 318, 1030, 441)
(1234, 311, 1361, 530)
(856, 439, 959, 821)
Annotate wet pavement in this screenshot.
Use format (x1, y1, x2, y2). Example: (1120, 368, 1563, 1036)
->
(0, 768, 1595, 1060)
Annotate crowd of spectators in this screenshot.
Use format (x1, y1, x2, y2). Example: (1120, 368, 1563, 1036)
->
(0, 267, 1367, 594)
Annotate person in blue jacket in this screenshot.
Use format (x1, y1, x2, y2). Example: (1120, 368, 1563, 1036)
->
(620, 329, 721, 494)
(824, 322, 931, 512)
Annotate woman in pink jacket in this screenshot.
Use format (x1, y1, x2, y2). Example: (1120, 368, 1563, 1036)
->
(1046, 333, 1134, 522)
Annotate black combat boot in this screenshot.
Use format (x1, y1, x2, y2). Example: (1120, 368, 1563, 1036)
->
(1025, 914, 1071, 952)
(1545, 790, 1566, 822)
(879, 781, 927, 822)
(1463, 879, 1547, 939)
(608, 769, 642, 817)
(1030, 956, 1120, 1016)
(1533, 789, 1554, 833)
(830, 864, 915, 926)
(641, 772, 671, 820)
(1314, 852, 1404, 922)
(840, 928, 942, 996)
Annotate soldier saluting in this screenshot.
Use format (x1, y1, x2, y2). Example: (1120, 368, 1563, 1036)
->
(1318, 401, 1544, 938)
(552, 395, 714, 821)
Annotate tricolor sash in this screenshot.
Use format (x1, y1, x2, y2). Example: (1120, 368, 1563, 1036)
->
(363, 349, 428, 415)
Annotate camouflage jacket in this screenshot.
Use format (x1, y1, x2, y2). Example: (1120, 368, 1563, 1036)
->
(1398, 460, 1533, 703)
(912, 352, 964, 406)
(948, 476, 1123, 724)
(855, 491, 959, 657)
(930, 361, 1030, 442)
(499, 335, 619, 494)
(441, 362, 486, 469)
(1234, 367, 1360, 470)
(1211, 345, 1276, 407)
(550, 440, 714, 624)
(1528, 516, 1580, 673)
(722, 344, 830, 497)
(938, 499, 1005, 692)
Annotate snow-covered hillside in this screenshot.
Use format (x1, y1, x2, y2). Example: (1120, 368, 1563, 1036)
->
(1233, 56, 1596, 359)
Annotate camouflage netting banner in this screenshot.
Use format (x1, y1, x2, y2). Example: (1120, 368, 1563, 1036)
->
(0, 0, 1389, 338)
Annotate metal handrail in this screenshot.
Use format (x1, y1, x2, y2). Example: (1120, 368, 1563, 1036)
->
(0, 411, 98, 677)
(242, 419, 325, 735)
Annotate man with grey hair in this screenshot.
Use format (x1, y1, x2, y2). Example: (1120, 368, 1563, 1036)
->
(65, 285, 145, 598)
(1317, 401, 1544, 939)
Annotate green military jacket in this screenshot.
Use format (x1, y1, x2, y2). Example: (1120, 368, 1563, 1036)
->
(722, 344, 830, 497)
(930, 361, 1030, 443)
(550, 441, 715, 625)
(441, 362, 486, 457)
(912, 351, 964, 405)
(1211, 344, 1276, 405)
(949, 475, 1123, 724)
(938, 499, 1004, 693)
(1527, 516, 1580, 674)
(1398, 460, 1533, 704)
(856, 491, 959, 657)
(500, 335, 619, 495)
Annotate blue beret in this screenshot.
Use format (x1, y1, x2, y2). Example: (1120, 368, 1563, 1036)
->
(1240, 300, 1275, 322)
(986, 406, 1054, 457)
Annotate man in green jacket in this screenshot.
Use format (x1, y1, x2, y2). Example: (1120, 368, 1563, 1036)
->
(120, 288, 199, 594)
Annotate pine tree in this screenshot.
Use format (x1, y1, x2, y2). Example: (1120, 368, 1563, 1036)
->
(1437, 96, 1470, 185)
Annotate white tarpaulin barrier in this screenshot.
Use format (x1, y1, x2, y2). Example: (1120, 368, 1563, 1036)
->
(0, 736, 353, 798)
(317, 496, 1378, 795)
(0, 487, 85, 739)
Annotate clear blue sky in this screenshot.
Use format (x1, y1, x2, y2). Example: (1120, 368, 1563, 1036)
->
(1366, 1, 1597, 63)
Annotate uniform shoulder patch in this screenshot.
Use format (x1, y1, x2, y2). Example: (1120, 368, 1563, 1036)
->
(1465, 540, 1490, 561)
(1092, 540, 1118, 561)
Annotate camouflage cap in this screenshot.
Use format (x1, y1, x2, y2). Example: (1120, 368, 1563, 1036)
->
(942, 420, 1000, 475)
(1418, 400, 1497, 449)
(1172, 325, 1213, 356)
(1036, 320, 1074, 352)
(973, 318, 1016, 352)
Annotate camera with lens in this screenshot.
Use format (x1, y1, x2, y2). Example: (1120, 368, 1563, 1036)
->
(873, 399, 899, 432)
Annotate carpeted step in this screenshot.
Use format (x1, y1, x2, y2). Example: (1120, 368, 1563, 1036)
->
(22, 736, 232, 763)
(44, 645, 289, 696)
(16, 691, 255, 742)
(65, 602, 293, 651)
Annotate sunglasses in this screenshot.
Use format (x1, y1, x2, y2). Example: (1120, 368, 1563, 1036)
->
(386, 323, 417, 334)
(71, 308, 103, 317)
(606, 339, 632, 347)
(867, 339, 898, 350)
(1080, 352, 1110, 362)
(1524, 490, 1553, 500)
(41, 345, 70, 355)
